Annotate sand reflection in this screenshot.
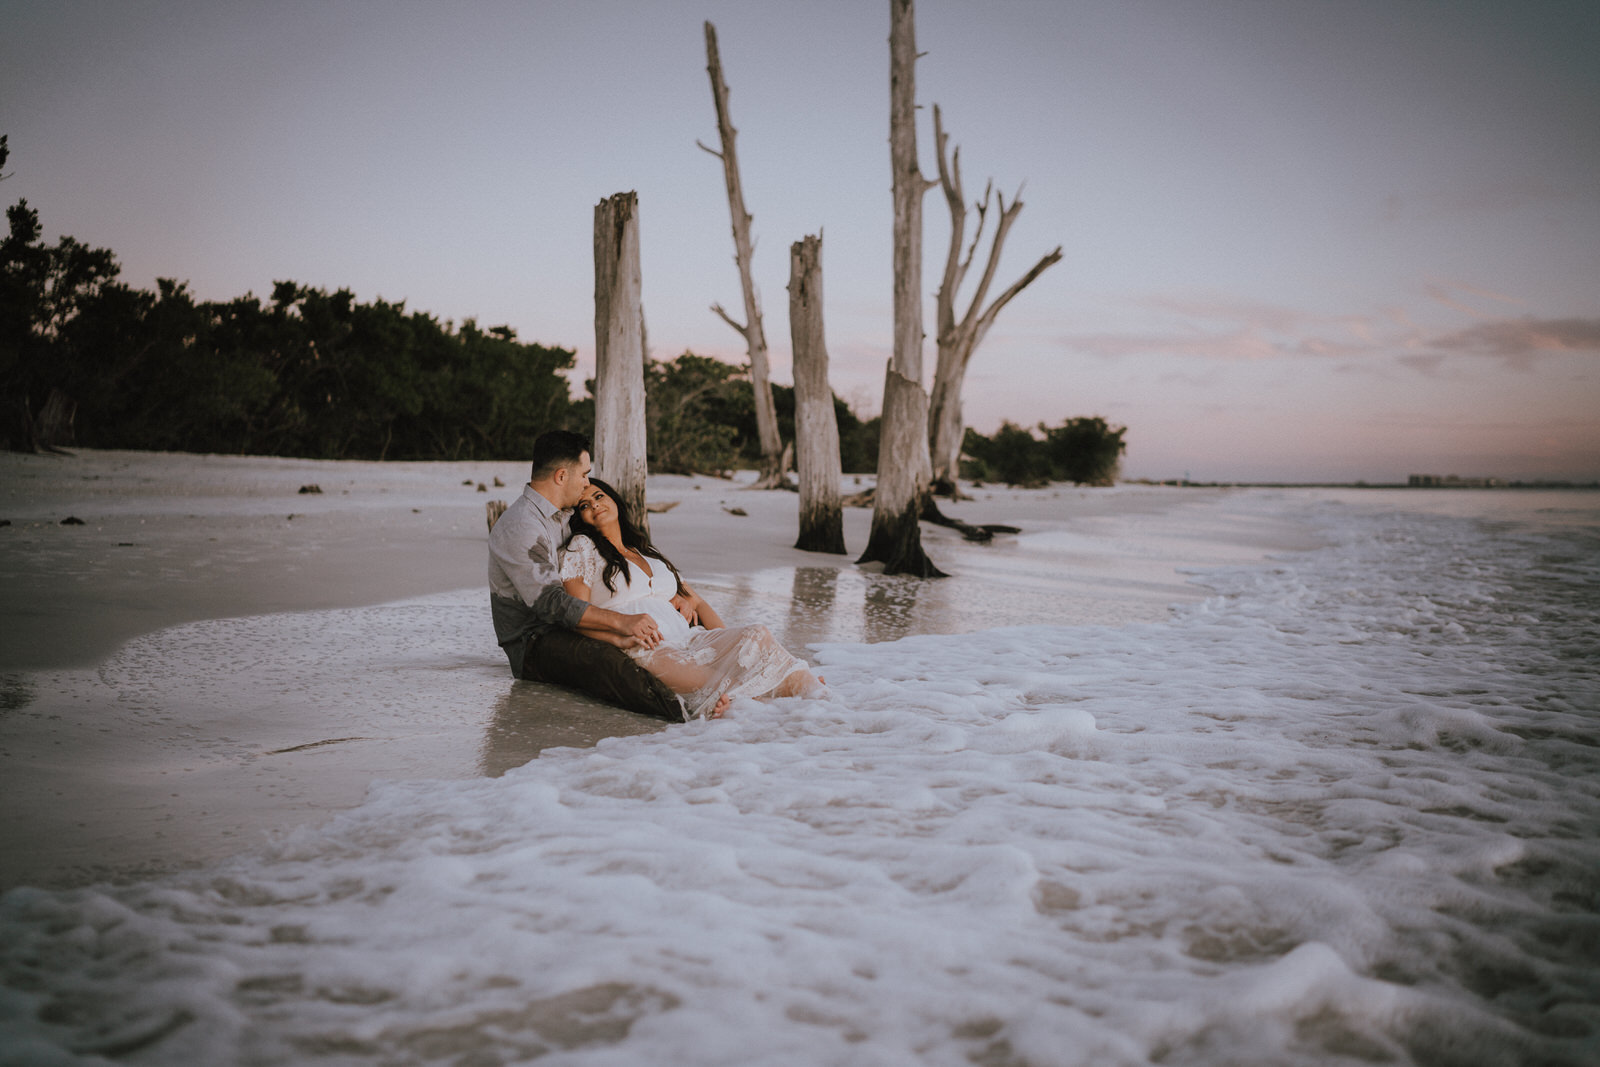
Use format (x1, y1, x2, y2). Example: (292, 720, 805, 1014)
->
(696, 561, 1072, 654)
(478, 681, 667, 777)
(861, 574, 924, 643)
(784, 567, 840, 647)
(0, 674, 34, 713)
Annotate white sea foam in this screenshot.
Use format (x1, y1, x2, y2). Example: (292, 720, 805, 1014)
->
(2, 492, 1597, 1065)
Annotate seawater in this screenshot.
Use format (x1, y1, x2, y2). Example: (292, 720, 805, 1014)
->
(1, 491, 1597, 1066)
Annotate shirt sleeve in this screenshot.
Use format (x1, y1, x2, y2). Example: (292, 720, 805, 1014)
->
(489, 507, 588, 630)
(558, 536, 603, 588)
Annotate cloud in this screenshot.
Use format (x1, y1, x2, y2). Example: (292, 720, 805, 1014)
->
(1058, 296, 1389, 364)
(1057, 290, 1599, 377)
(1429, 316, 1600, 369)
(1059, 327, 1390, 363)
(1057, 328, 1281, 361)
(1156, 367, 1227, 389)
(1058, 294, 1377, 362)
(1139, 295, 1311, 334)
(1381, 179, 1575, 224)
(1452, 281, 1526, 308)
(1424, 278, 1527, 318)
(1424, 282, 1488, 318)
(1396, 353, 1447, 376)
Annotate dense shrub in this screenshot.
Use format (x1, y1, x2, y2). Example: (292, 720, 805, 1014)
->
(1, 152, 1089, 474)
(963, 416, 1125, 486)
(634, 352, 878, 475)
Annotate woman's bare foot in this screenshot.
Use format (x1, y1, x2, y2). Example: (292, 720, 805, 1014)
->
(710, 693, 732, 719)
(774, 669, 826, 699)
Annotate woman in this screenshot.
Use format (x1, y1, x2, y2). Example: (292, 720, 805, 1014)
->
(559, 478, 825, 719)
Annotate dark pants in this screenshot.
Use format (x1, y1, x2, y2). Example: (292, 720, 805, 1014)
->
(517, 628, 685, 722)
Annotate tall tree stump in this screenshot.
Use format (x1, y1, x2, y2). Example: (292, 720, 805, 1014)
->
(861, 365, 945, 576)
(32, 388, 77, 453)
(861, 0, 942, 576)
(593, 191, 649, 532)
(788, 234, 845, 554)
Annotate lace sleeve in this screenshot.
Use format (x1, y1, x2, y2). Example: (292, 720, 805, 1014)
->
(558, 536, 602, 588)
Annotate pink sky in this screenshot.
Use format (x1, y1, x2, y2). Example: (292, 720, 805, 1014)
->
(3, 0, 1597, 481)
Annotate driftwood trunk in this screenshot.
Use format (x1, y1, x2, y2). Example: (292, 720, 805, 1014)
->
(593, 191, 650, 533)
(700, 21, 784, 488)
(788, 234, 845, 554)
(860, 0, 942, 577)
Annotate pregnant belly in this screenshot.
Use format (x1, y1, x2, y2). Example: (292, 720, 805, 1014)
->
(622, 597, 691, 644)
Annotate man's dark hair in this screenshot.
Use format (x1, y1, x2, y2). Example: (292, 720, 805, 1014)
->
(529, 430, 591, 482)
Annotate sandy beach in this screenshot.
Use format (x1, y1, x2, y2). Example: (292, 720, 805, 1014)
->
(0, 449, 1312, 890)
(4, 452, 1597, 1064)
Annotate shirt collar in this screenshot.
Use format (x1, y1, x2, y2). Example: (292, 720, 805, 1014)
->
(523, 483, 568, 521)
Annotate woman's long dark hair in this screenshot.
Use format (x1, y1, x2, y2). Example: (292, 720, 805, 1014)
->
(563, 477, 683, 594)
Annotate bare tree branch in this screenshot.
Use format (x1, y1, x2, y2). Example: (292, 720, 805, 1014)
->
(959, 181, 992, 301)
(971, 245, 1064, 356)
(702, 20, 783, 485)
(694, 140, 724, 159)
(926, 110, 1063, 495)
(709, 301, 749, 339)
(959, 189, 1024, 340)
(932, 104, 965, 346)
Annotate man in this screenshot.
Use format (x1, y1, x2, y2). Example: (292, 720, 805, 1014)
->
(488, 429, 685, 720)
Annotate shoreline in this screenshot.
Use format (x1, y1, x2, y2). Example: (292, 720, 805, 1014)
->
(2, 449, 1322, 890)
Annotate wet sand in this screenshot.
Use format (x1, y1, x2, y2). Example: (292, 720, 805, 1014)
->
(0, 449, 1319, 889)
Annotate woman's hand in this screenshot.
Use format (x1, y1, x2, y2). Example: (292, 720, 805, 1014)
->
(679, 582, 725, 630)
(567, 575, 662, 649)
(671, 591, 700, 626)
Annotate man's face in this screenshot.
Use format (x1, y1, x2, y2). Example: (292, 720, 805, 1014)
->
(562, 451, 594, 509)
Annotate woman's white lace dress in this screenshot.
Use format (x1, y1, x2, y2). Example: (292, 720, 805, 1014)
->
(559, 535, 813, 719)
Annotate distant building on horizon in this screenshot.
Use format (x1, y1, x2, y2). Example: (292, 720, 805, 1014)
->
(1408, 474, 1501, 488)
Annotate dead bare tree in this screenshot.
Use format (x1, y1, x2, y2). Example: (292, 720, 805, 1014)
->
(928, 104, 1063, 498)
(698, 21, 785, 490)
(859, 0, 944, 577)
(593, 191, 650, 533)
(788, 233, 845, 554)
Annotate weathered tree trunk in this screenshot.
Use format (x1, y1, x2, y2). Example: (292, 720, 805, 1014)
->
(593, 191, 650, 533)
(788, 234, 845, 554)
(928, 104, 1063, 496)
(859, 0, 943, 577)
(864, 364, 945, 576)
(699, 21, 784, 489)
(927, 367, 968, 496)
(31, 388, 77, 454)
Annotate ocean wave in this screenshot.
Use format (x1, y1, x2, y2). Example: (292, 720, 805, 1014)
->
(2, 496, 1597, 1065)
